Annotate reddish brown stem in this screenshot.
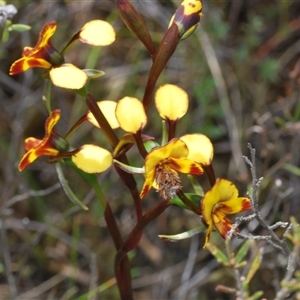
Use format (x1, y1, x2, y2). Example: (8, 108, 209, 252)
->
(134, 130, 148, 159)
(143, 23, 179, 111)
(176, 190, 201, 215)
(204, 164, 216, 187)
(115, 199, 169, 263)
(86, 93, 119, 149)
(167, 119, 177, 140)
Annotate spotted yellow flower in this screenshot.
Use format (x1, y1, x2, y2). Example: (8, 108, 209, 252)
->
(10, 20, 115, 89)
(140, 138, 204, 200)
(19, 110, 112, 174)
(201, 178, 251, 248)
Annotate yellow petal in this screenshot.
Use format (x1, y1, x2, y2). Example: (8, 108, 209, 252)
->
(180, 134, 213, 165)
(35, 21, 57, 50)
(80, 20, 116, 46)
(203, 221, 213, 248)
(115, 97, 147, 133)
(219, 197, 251, 215)
(87, 100, 119, 129)
(213, 212, 233, 239)
(155, 84, 188, 121)
(9, 57, 52, 75)
(140, 173, 155, 199)
(180, 0, 203, 16)
(71, 144, 112, 173)
(144, 139, 189, 174)
(169, 157, 203, 175)
(49, 64, 87, 89)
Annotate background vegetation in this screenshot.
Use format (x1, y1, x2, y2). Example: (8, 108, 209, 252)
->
(1, 0, 300, 299)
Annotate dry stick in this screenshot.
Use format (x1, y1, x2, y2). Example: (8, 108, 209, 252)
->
(274, 241, 299, 300)
(244, 144, 291, 257)
(225, 239, 247, 300)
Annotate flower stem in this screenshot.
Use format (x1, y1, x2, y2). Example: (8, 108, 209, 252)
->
(142, 23, 179, 111)
(86, 93, 119, 149)
(116, 199, 169, 261)
(134, 130, 148, 159)
(176, 190, 201, 215)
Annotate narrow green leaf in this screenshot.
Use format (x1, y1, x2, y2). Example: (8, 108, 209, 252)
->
(55, 162, 88, 210)
(76, 85, 88, 98)
(113, 159, 145, 174)
(2, 27, 9, 42)
(249, 291, 264, 300)
(158, 225, 205, 242)
(283, 163, 300, 177)
(206, 243, 230, 265)
(10, 24, 31, 32)
(235, 240, 253, 264)
(245, 248, 263, 284)
(83, 69, 105, 79)
(187, 175, 204, 196)
(143, 139, 159, 153)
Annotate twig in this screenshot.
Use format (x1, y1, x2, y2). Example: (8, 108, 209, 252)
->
(2, 183, 61, 210)
(243, 144, 291, 256)
(274, 244, 300, 300)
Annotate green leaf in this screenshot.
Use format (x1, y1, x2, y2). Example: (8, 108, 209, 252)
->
(55, 162, 88, 210)
(206, 243, 230, 265)
(10, 24, 31, 32)
(2, 27, 9, 42)
(245, 248, 263, 284)
(283, 163, 300, 177)
(113, 159, 145, 174)
(158, 225, 205, 242)
(187, 175, 204, 196)
(168, 193, 201, 210)
(76, 85, 89, 99)
(235, 240, 253, 264)
(143, 139, 159, 153)
(83, 69, 105, 79)
(249, 291, 264, 300)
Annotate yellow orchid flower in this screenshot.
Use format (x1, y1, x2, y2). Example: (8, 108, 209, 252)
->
(201, 178, 251, 248)
(10, 20, 115, 89)
(140, 138, 204, 200)
(19, 110, 112, 174)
